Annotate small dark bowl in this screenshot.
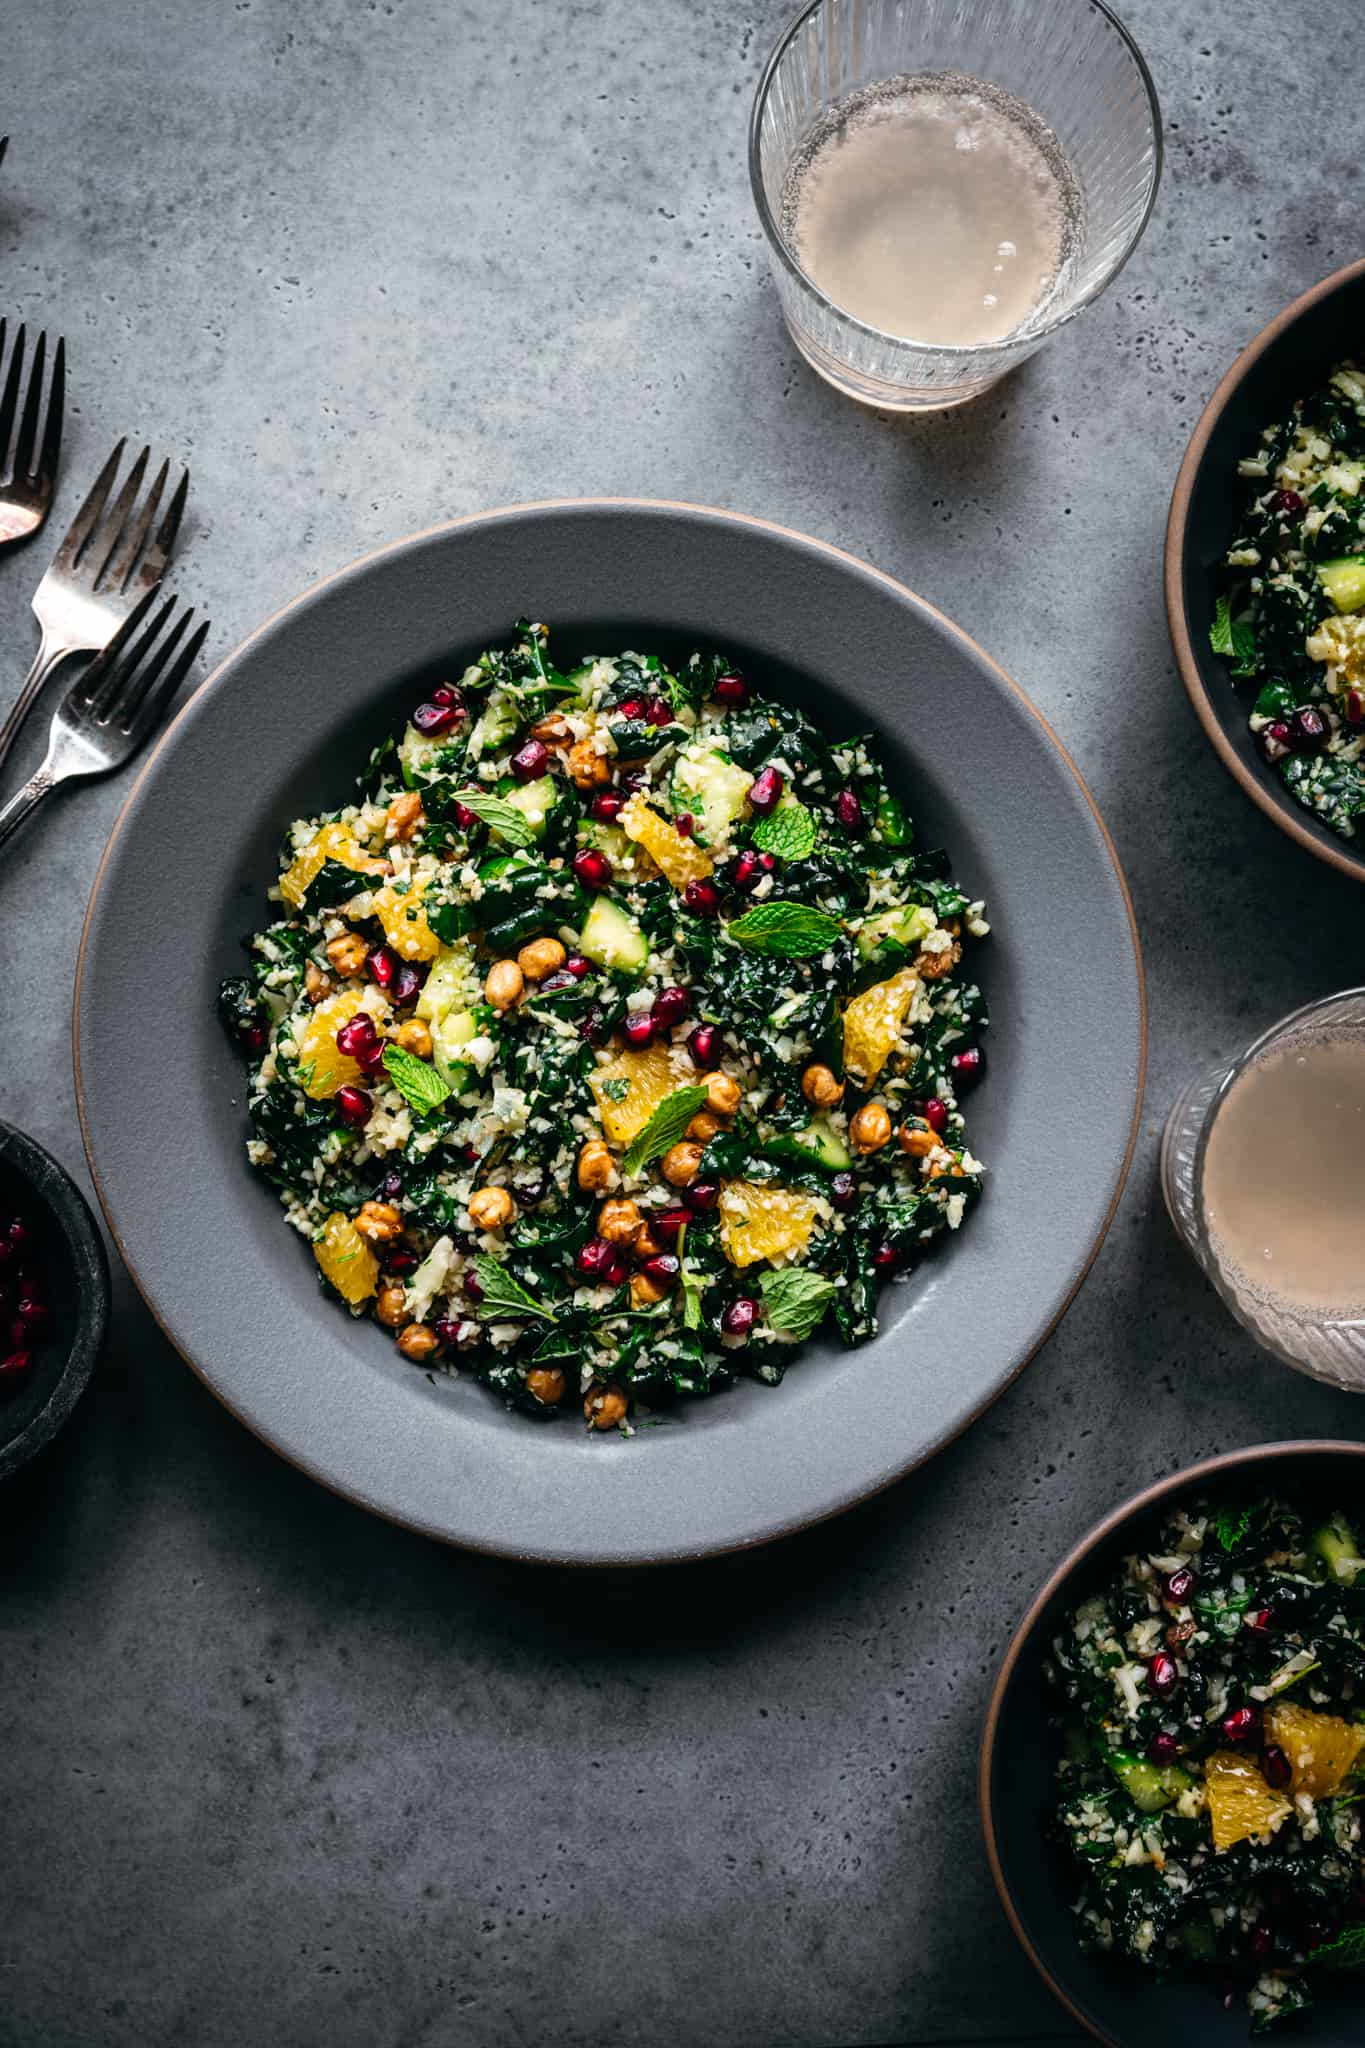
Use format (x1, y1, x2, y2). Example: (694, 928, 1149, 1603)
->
(1166, 258, 1365, 884)
(981, 1441, 1365, 2048)
(0, 1121, 110, 1480)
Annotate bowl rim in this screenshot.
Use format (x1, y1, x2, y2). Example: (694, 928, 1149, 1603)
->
(73, 496, 1147, 1562)
(979, 1436, 1365, 2045)
(0, 1119, 110, 1480)
(1164, 255, 1365, 886)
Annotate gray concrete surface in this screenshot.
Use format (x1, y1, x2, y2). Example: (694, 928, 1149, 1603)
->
(0, 1, 1360, 2044)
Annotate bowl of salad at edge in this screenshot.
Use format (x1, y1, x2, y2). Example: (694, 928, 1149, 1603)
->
(74, 500, 1143, 1563)
(983, 1442, 1365, 2048)
(1167, 256, 1365, 882)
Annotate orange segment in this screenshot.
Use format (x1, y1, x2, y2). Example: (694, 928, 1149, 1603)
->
(589, 1043, 676, 1147)
(619, 794, 714, 892)
(842, 967, 920, 1088)
(718, 1180, 820, 1268)
(296, 988, 369, 1099)
(1204, 1749, 1294, 1853)
(373, 878, 440, 961)
(313, 1212, 380, 1304)
(1264, 1700, 1365, 1800)
(280, 820, 385, 910)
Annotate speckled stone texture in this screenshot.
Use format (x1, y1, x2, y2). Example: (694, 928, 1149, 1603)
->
(0, 2, 1359, 2044)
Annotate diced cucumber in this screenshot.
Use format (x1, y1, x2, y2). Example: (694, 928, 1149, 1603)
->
(432, 1008, 478, 1087)
(1313, 1512, 1364, 1583)
(855, 904, 936, 963)
(398, 722, 446, 787)
(416, 944, 477, 1026)
(765, 1117, 852, 1174)
(1317, 556, 1365, 615)
(500, 775, 557, 841)
(1108, 1749, 1192, 1814)
(577, 820, 631, 866)
(672, 740, 753, 848)
(468, 694, 520, 758)
(578, 896, 649, 977)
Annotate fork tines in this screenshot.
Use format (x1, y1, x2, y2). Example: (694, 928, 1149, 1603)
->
(72, 585, 210, 739)
(0, 318, 64, 491)
(58, 438, 189, 595)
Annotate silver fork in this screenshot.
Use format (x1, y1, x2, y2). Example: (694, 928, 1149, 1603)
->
(0, 586, 209, 856)
(0, 438, 188, 774)
(0, 321, 65, 548)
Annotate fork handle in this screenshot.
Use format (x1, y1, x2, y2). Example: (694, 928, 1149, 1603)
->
(0, 628, 70, 776)
(0, 761, 55, 857)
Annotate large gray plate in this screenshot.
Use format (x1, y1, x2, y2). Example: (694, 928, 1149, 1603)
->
(75, 501, 1145, 1564)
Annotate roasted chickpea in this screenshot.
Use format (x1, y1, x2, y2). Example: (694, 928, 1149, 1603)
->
(517, 936, 567, 982)
(385, 790, 425, 841)
(304, 959, 332, 1005)
(633, 1225, 665, 1259)
(584, 1384, 629, 1429)
(394, 1019, 433, 1058)
(526, 1366, 567, 1406)
(661, 1141, 704, 1187)
(576, 1139, 616, 1193)
(927, 1155, 966, 1183)
(485, 959, 524, 1011)
(801, 1063, 845, 1109)
(529, 711, 571, 745)
(630, 1272, 667, 1309)
(325, 931, 369, 977)
(704, 1071, 742, 1117)
(396, 1323, 441, 1362)
(469, 1186, 516, 1231)
(897, 1122, 938, 1159)
(355, 1200, 403, 1245)
(687, 1111, 722, 1143)
(849, 1102, 893, 1154)
(597, 1198, 642, 1246)
(375, 1283, 408, 1328)
(567, 738, 612, 790)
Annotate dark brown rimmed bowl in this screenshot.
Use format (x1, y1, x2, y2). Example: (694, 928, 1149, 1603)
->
(982, 1441, 1365, 2048)
(1166, 257, 1365, 883)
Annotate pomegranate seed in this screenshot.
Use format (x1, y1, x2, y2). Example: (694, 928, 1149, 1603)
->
(618, 696, 645, 720)
(1289, 705, 1329, 752)
(675, 812, 694, 838)
(335, 1086, 372, 1128)
(605, 1253, 630, 1289)
(573, 848, 613, 891)
(872, 1243, 901, 1271)
(336, 1014, 377, 1057)
(644, 696, 672, 727)
(589, 791, 623, 822)
(1273, 489, 1304, 516)
(682, 878, 721, 915)
(391, 962, 423, 1006)
(430, 682, 459, 707)
(747, 765, 784, 814)
(453, 801, 480, 831)
(731, 849, 761, 891)
(949, 1046, 985, 1089)
(433, 1319, 462, 1348)
(0, 1240, 12, 1271)
(1346, 688, 1365, 728)
(368, 946, 398, 988)
(8, 1218, 28, 1249)
(411, 700, 460, 736)
(652, 987, 689, 1029)
(577, 1237, 615, 1280)
(1165, 1566, 1196, 1603)
(1262, 1744, 1292, 1789)
(1221, 1705, 1258, 1745)
(356, 1036, 388, 1073)
(383, 1247, 419, 1276)
(1148, 1651, 1179, 1699)
(1247, 1607, 1273, 1635)
(722, 1297, 757, 1337)
(621, 1012, 657, 1050)
(682, 1179, 719, 1213)
(1147, 1732, 1180, 1766)
(642, 1253, 680, 1286)
(539, 970, 575, 993)
(618, 768, 646, 793)
(242, 1022, 267, 1054)
(833, 788, 865, 832)
(464, 1274, 485, 1304)
(16, 1295, 46, 1336)
(580, 1006, 609, 1046)
(1260, 719, 1292, 762)
(514, 1174, 547, 1208)
(564, 953, 591, 979)
(652, 1209, 690, 1243)
(921, 1098, 949, 1134)
(1250, 1923, 1275, 1960)
(511, 739, 550, 782)
(380, 1170, 404, 1199)
(829, 1172, 858, 1213)
(712, 672, 747, 706)
(687, 1024, 719, 1067)
(0, 1349, 31, 1387)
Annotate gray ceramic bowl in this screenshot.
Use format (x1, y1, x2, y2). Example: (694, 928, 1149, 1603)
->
(982, 1441, 1365, 2048)
(75, 500, 1144, 1562)
(0, 1121, 110, 1481)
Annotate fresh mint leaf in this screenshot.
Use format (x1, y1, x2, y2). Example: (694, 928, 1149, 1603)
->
(751, 803, 818, 862)
(455, 787, 534, 848)
(1311, 1923, 1365, 1971)
(1230, 616, 1258, 675)
(759, 1266, 836, 1341)
(1210, 592, 1236, 657)
(470, 1253, 557, 1324)
(728, 902, 843, 959)
(622, 1084, 709, 1176)
(1213, 1506, 1252, 1553)
(382, 1045, 452, 1117)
